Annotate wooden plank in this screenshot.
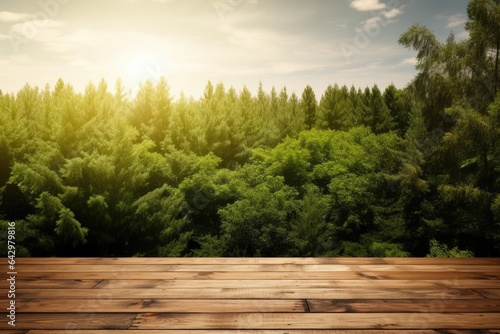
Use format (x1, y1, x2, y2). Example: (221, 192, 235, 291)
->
(307, 299, 500, 313)
(16, 297, 500, 314)
(0, 314, 136, 330)
(475, 289, 500, 299)
(16, 299, 306, 313)
(0, 330, 28, 334)
(14, 264, 500, 272)
(17, 279, 101, 289)
(130, 312, 500, 329)
(15, 257, 500, 265)
(439, 279, 500, 289)
(9, 271, 500, 280)
(23, 330, 483, 334)
(4, 257, 500, 333)
(93, 279, 442, 289)
(350, 271, 500, 280)
(23, 330, 472, 334)
(97, 279, 500, 290)
(15, 288, 485, 299)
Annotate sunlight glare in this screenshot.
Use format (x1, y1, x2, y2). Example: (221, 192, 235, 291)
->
(120, 52, 168, 96)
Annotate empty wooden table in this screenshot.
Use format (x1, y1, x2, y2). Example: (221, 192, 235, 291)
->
(1, 257, 499, 333)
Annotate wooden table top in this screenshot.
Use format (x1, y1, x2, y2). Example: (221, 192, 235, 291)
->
(1, 257, 499, 333)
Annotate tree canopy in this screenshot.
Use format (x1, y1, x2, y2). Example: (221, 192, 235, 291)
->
(0, 0, 499, 257)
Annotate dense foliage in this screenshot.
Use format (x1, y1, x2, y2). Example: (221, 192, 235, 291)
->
(1, 0, 499, 257)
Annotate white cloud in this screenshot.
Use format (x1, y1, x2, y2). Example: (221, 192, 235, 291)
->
(0, 11, 33, 23)
(10, 19, 65, 39)
(437, 13, 467, 29)
(360, 16, 383, 31)
(43, 29, 99, 52)
(0, 0, 419, 99)
(270, 62, 322, 75)
(350, 0, 386, 11)
(446, 15, 466, 28)
(357, 7, 402, 32)
(226, 28, 298, 51)
(456, 30, 469, 41)
(384, 8, 402, 19)
(400, 57, 417, 65)
(0, 33, 10, 40)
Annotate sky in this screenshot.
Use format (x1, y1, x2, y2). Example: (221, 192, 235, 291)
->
(0, 0, 470, 99)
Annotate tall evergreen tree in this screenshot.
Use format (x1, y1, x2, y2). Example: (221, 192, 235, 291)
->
(300, 85, 317, 130)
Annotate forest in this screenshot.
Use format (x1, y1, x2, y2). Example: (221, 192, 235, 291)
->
(0, 0, 499, 257)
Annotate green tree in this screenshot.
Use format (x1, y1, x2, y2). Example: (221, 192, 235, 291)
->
(398, 1, 500, 255)
(317, 84, 351, 131)
(300, 85, 317, 130)
(150, 77, 172, 149)
(132, 185, 192, 256)
(368, 85, 394, 134)
(384, 84, 411, 136)
(466, 0, 500, 99)
(289, 185, 329, 256)
(218, 176, 295, 256)
(427, 239, 474, 258)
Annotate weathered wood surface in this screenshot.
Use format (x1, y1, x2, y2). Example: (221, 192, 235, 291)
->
(0, 257, 499, 333)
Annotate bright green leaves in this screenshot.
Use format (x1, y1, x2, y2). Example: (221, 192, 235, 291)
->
(427, 239, 474, 258)
(2, 9, 499, 260)
(370, 241, 409, 257)
(25, 192, 88, 250)
(398, 24, 441, 62)
(10, 162, 63, 199)
(397, 0, 500, 256)
(132, 185, 192, 256)
(466, 0, 500, 98)
(317, 84, 350, 131)
(269, 146, 311, 188)
(301, 85, 318, 130)
(219, 176, 295, 256)
(224, 128, 408, 257)
(54, 208, 88, 247)
(289, 185, 329, 256)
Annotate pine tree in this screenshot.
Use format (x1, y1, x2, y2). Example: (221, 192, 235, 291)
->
(300, 85, 317, 130)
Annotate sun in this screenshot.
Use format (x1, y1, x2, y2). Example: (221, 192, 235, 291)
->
(117, 52, 170, 95)
(123, 53, 163, 82)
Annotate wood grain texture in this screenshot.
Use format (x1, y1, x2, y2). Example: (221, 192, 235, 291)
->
(130, 313, 500, 329)
(24, 330, 500, 334)
(307, 299, 500, 312)
(15, 257, 500, 265)
(9, 270, 500, 280)
(0, 314, 136, 330)
(1, 257, 499, 332)
(92, 279, 443, 289)
(16, 299, 307, 313)
(15, 264, 500, 272)
(91, 278, 498, 289)
(15, 287, 485, 299)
